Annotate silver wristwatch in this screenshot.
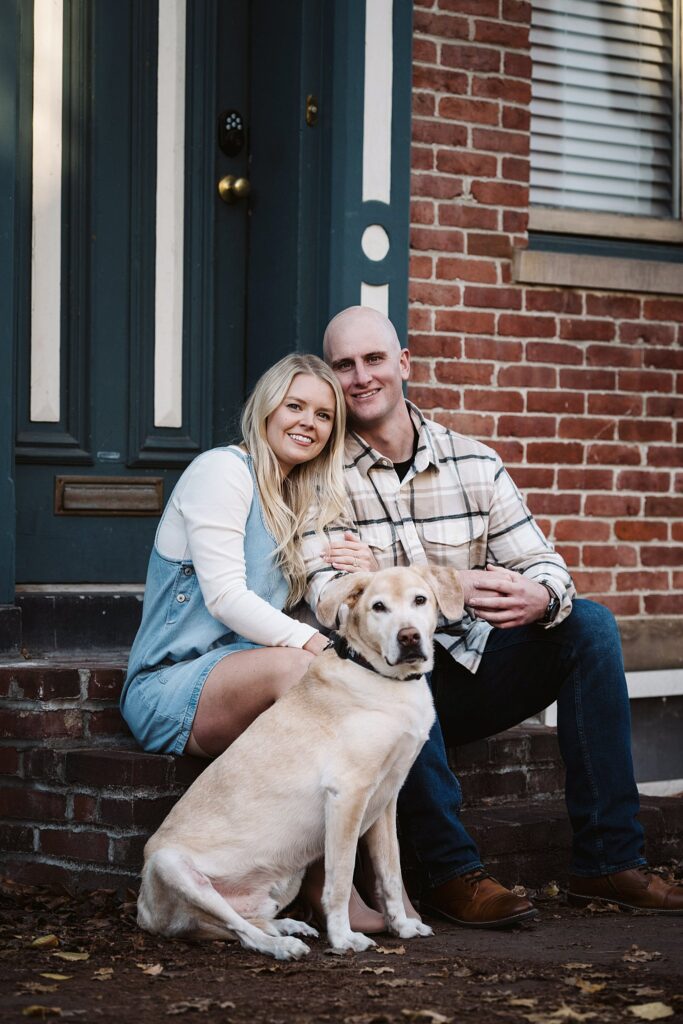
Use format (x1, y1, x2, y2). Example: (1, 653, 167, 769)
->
(538, 582, 560, 625)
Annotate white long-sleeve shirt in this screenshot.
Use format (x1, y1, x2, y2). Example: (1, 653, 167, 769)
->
(156, 447, 317, 649)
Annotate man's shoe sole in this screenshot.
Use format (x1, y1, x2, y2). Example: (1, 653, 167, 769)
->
(420, 902, 538, 929)
(567, 891, 683, 914)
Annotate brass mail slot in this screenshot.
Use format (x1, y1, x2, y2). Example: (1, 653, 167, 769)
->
(54, 476, 164, 516)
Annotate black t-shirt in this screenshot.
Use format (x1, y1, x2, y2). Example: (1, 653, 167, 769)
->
(392, 425, 419, 482)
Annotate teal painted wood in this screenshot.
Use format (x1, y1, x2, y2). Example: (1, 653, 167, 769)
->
(529, 232, 683, 264)
(0, 0, 20, 604)
(244, 0, 326, 387)
(325, 0, 413, 344)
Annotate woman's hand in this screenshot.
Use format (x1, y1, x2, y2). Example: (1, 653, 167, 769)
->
(303, 632, 329, 655)
(323, 530, 379, 573)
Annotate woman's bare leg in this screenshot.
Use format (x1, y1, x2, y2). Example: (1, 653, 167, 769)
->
(186, 646, 314, 758)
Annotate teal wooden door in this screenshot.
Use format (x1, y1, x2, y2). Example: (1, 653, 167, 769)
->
(14, 1, 252, 583)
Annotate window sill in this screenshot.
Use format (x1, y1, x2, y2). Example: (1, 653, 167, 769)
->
(529, 208, 683, 245)
(512, 248, 683, 296)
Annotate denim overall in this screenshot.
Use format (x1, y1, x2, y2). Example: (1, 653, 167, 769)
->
(121, 447, 287, 754)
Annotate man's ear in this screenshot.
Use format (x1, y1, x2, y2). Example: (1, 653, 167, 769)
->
(316, 572, 371, 629)
(411, 564, 464, 622)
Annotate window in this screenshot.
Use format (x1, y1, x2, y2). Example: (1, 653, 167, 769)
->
(516, 0, 683, 294)
(530, 0, 680, 221)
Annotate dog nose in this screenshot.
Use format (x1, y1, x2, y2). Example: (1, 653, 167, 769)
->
(397, 627, 420, 649)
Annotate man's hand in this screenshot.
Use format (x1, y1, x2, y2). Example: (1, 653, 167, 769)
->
(460, 565, 550, 629)
(322, 530, 379, 573)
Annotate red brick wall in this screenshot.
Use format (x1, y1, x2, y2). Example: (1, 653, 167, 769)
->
(408, 0, 683, 622)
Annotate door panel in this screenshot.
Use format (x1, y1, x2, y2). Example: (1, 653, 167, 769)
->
(15, 0, 250, 582)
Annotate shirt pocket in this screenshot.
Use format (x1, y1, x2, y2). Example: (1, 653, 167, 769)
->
(421, 516, 486, 569)
(361, 522, 401, 566)
(165, 562, 198, 624)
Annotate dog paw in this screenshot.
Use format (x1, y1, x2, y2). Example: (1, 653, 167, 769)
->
(272, 936, 311, 961)
(393, 919, 433, 939)
(329, 931, 377, 954)
(274, 918, 319, 939)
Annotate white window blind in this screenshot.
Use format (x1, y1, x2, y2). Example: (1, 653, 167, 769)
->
(530, 0, 680, 218)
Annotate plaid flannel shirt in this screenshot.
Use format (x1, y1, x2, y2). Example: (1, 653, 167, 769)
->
(302, 401, 576, 673)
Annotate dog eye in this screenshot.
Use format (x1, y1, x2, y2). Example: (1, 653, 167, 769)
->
(372, 601, 387, 612)
(414, 595, 427, 605)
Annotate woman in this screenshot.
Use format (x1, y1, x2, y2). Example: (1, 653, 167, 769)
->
(122, 353, 346, 758)
(122, 352, 387, 931)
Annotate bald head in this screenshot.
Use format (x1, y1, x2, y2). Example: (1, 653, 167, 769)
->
(321, 305, 411, 438)
(322, 306, 402, 363)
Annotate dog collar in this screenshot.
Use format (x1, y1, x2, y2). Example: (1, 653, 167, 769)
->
(325, 631, 423, 681)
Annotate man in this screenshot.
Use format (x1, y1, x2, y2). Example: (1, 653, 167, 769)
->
(303, 305, 683, 928)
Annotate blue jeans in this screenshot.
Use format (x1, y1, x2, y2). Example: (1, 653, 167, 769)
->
(397, 600, 646, 887)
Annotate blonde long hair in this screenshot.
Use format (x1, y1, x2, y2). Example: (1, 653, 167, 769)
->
(241, 354, 348, 607)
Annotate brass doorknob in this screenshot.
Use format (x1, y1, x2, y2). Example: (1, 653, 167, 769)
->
(217, 175, 251, 203)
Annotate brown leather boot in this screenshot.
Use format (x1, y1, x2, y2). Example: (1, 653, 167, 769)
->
(568, 868, 683, 913)
(420, 869, 537, 929)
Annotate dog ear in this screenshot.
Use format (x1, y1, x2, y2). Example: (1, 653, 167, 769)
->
(316, 572, 372, 628)
(411, 564, 464, 622)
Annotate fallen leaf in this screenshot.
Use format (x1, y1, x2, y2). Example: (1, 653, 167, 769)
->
(542, 881, 560, 898)
(401, 1013, 451, 1024)
(249, 965, 282, 973)
(585, 901, 620, 913)
(525, 1005, 598, 1024)
(631, 989, 664, 998)
(166, 998, 235, 1015)
(563, 963, 592, 971)
(39, 975, 71, 982)
(30, 935, 60, 950)
(22, 1008, 62, 1019)
(92, 967, 113, 981)
(52, 952, 89, 963)
(17, 983, 58, 995)
(136, 962, 164, 976)
(374, 945, 406, 956)
(512, 884, 528, 897)
(565, 976, 606, 995)
(509, 998, 538, 1008)
(628, 1005, 674, 1021)
(623, 946, 663, 964)
(360, 966, 395, 975)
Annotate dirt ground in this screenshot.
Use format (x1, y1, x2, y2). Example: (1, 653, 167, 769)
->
(1, 875, 682, 1024)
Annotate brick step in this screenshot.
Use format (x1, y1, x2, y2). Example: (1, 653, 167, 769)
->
(463, 796, 683, 887)
(0, 654, 132, 747)
(3, 774, 681, 894)
(450, 724, 564, 808)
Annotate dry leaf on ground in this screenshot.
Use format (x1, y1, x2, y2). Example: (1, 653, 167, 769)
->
(39, 975, 71, 982)
(21, 1007, 62, 1019)
(623, 946, 663, 964)
(628, 1004, 674, 1021)
(585, 901, 620, 913)
(565, 976, 606, 994)
(52, 952, 89, 963)
(135, 962, 164, 976)
(400, 1011, 451, 1024)
(30, 935, 59, 950)
(92, 967, 113, 981)
(360, 966, 395, 975)
(509, 998, 538, 1008)
(375, 945, 406, 956)
(17, 982, 58, 995)
(563, 963, 592, 970)
(166, 997, 235, 1015)
(525, 1004, 598, 1024)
